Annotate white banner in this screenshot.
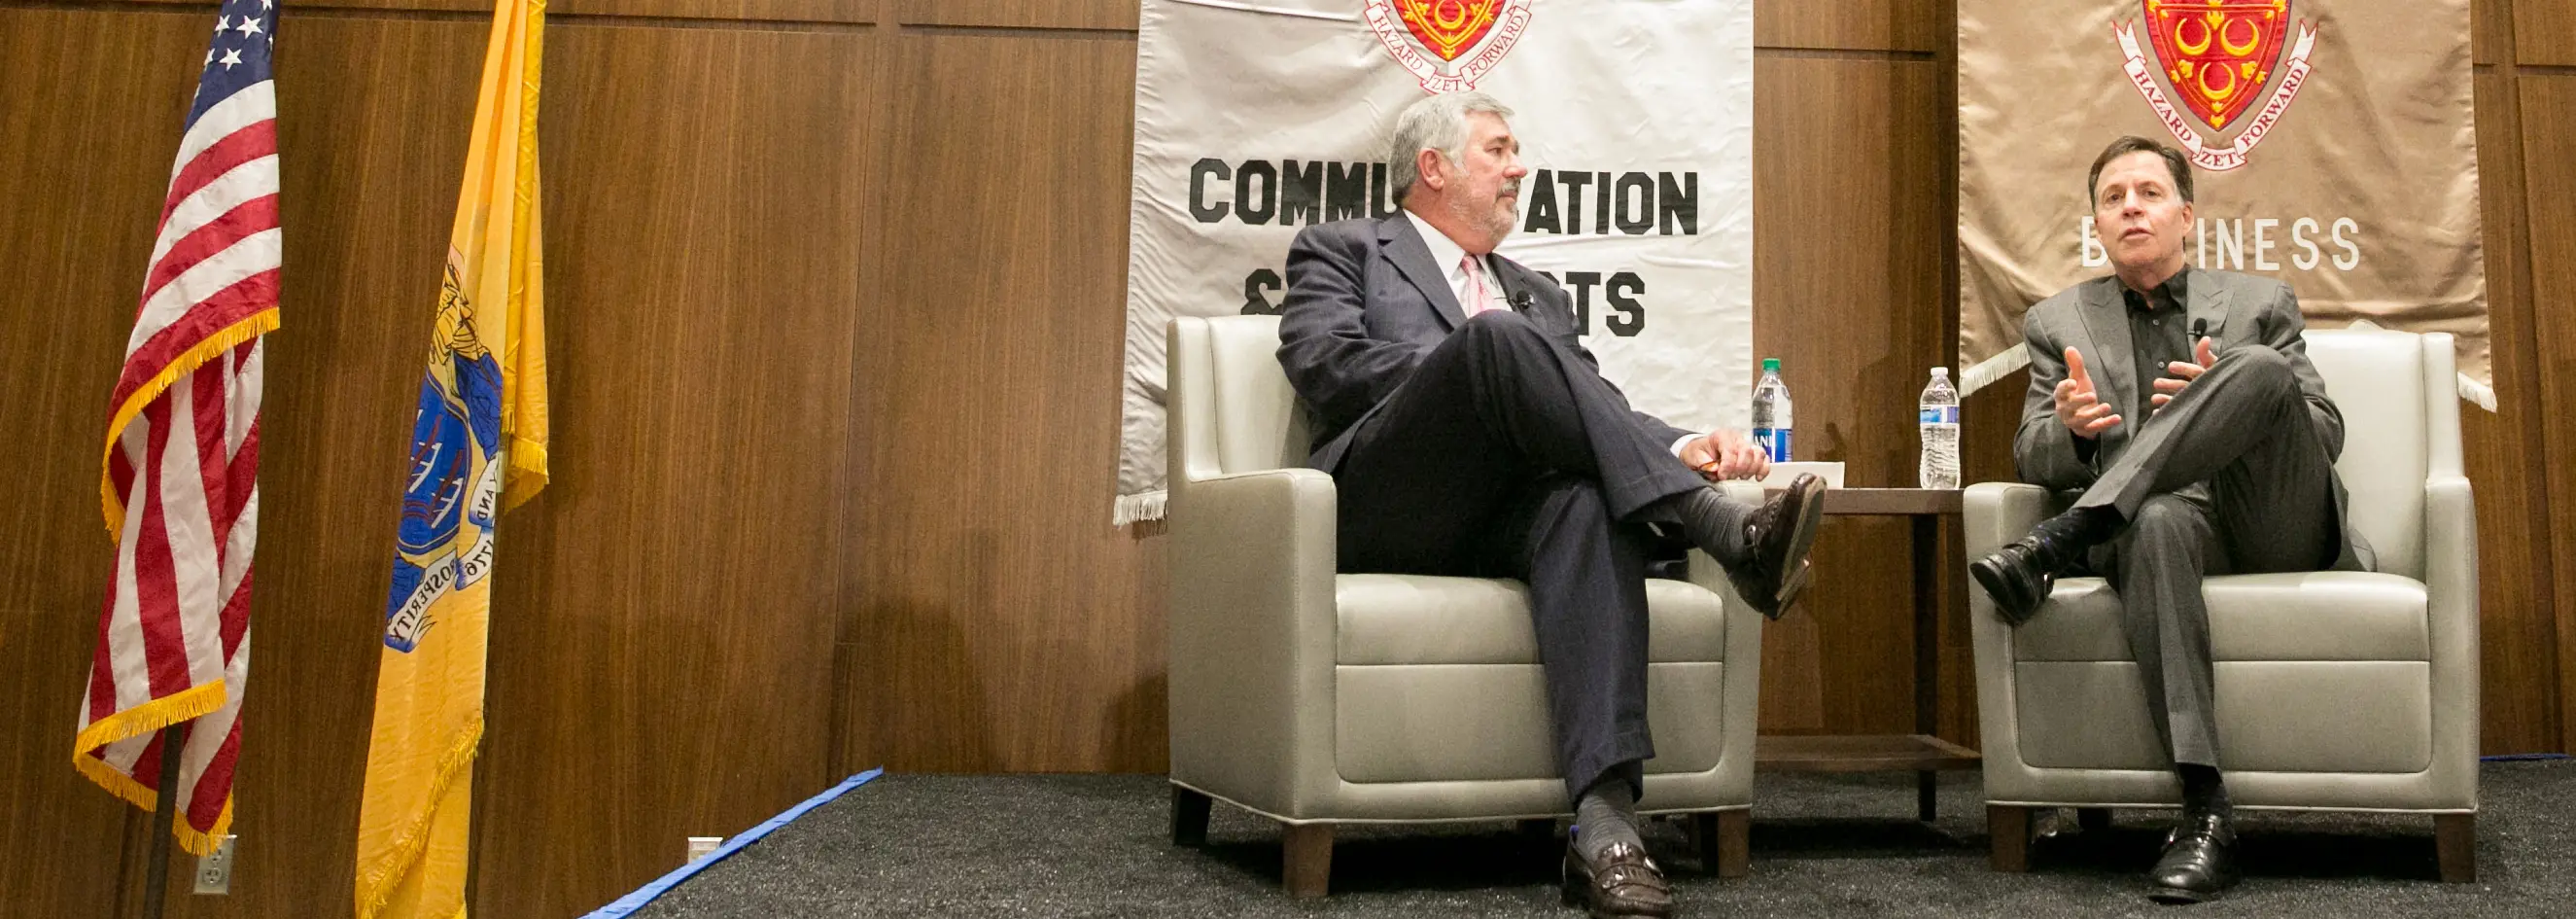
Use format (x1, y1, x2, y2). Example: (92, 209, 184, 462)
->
(1119, 0, 1756, 522)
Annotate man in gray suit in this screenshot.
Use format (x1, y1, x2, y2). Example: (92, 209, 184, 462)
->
(1275, 92, 1826, 918)
(1971, 136, 2372, 903)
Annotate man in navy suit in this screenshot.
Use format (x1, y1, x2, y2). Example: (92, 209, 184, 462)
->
(1275, 92, 1825, 918)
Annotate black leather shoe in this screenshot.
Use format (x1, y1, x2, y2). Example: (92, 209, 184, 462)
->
(1968, 512, 2096, 626)
(2146, 812, 2239, 904)
(1726, 474, 1826, 619)
(1561, 840, 1674, 918)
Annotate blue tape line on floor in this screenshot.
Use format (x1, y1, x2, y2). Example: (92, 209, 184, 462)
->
(2483, 753, 2571, 761)
(583, 767, 885, 918)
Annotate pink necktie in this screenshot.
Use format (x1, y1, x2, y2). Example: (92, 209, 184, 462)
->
(1461, 254, 1491, 315)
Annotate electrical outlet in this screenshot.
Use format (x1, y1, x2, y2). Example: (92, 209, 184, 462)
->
(685, 836, 724, 864)
(193, 835, 237, 895)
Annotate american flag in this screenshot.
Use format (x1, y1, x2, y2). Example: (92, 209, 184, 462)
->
(74, 0, 280, 855)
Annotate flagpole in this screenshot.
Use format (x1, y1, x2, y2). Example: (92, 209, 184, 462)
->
(138, 725, 183, 919)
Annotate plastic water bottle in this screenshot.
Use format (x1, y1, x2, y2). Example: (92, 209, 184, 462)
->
(1751, 358, 1793, 463)
(1919, 368, 1961, 489)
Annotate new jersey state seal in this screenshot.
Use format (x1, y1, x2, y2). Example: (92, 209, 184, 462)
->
(383, 249, 505, 653)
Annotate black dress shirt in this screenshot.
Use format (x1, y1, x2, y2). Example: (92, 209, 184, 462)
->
(2123, 270, 2194, 406)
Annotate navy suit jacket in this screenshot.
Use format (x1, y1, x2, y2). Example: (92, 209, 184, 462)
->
(1274, 214, 1690, 472)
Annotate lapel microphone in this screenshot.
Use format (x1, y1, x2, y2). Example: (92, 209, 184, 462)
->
(2189, 317, 2210, 347)
(1509, 291, 1534, 313)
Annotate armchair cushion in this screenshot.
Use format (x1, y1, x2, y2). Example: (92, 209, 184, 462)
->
(2012, 573, 2430, 662)
(1336, 575, 1729, 665)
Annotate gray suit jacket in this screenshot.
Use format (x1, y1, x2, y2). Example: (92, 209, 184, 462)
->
(1274, 215, 1688, 472)
(2013, 268, 2373, 572)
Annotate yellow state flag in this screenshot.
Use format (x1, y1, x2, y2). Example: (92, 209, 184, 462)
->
(355, 2, 547, 917)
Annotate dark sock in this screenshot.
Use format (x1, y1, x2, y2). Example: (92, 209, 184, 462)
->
(1644, 486, 1751, 566)
(2056, 505, 2125, 546)
(2178, 764, 2231, 820)
(2021, 505, 2122, 572)
(1573, 778, 1644, 863)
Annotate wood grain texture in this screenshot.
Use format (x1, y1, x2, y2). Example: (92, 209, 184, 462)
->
(464, 21, 868, 917)
(3, 7, 870, 917)
(1753, 53, 1946, 735)
(0, 9, 217, 916)
(2521, 75, 2576, 754)
(896, 0, 1138, 30)
(1757, 0, 1941, 53)
(2464, 69, 2561, 755)
(2517, 0, 2576, 66)
(2476, 0, 2511, 66)
(839, 29, 1166, 773)
(103, 0, 884, 24)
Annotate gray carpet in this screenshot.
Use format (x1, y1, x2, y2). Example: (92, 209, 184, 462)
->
(633, 760, 2569, 918)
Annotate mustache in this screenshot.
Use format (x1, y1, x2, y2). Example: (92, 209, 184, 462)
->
(1500, 181, 1520, 198)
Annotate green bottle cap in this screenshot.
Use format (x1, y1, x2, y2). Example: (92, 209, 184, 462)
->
(1761, 358, 1781, 372)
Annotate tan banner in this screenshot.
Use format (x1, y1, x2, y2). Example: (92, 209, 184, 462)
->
(1959, 0, 2487, 404)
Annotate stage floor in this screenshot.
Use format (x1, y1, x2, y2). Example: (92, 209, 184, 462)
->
(631, 760, 2570, 918)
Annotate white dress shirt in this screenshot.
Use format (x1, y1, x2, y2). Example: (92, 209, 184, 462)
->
(1405, 210, 1511, 316)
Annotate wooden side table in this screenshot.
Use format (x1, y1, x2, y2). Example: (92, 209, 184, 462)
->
(1754, 487, 1976, 822)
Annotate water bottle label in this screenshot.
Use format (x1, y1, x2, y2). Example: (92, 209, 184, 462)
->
(1753, 428, 1792, 463)
(1918, 406, 1960, 424)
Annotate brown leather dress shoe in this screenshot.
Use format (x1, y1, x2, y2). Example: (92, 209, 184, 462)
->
(1726, 473, 1827, 619)
(1560, 840, 1674, 918)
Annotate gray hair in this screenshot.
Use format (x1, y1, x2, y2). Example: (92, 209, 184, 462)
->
(1387, 92, 1514, 206)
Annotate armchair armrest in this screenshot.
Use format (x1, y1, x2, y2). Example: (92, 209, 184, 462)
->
(1965, 480, 2051, 788)
(1964, 481, 2054, 558)
(2422, 476, 2480, 807)
(1166, 468, 1340, 816)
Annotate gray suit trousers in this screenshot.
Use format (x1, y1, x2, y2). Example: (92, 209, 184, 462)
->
(2073, 347, 2343, 768)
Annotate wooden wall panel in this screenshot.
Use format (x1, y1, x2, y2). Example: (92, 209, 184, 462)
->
(2516, 0, 2576, 66)
(465, 21, 868, 917)
(0, 9, 216, 916)
(2519, 75, 2576, 754)
(92, 0, 881, 24)
(1756, 0, 1941, 53)
(2476, 0, 2512, 65)
(840, 29, 1163, 773)
(1, 5, 872, 916)
(897, 0, 1138, 30)
(2463, 69, 2561, 755)
(1752, 54, 1946, 733)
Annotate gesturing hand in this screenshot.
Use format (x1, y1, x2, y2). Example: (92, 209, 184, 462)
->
(1682, 429, 1768, 481)
(2053, 346, 2121, 440)
(2150, 336, 2219, 414)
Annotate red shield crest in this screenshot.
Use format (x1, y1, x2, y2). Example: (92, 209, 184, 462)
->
(1367, 0, 1534, 92)
(2140, 0, 2293, 130)
(1394, 0, 1505, 62)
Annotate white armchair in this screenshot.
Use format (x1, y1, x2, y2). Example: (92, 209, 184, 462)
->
(1967, 330, 2479, 881)
(1164, 315, 1767, 897)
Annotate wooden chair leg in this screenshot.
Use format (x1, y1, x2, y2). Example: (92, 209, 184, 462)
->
(1170, 786, 1211, 847)
(2435, 813, 2476, 883)
(1711, 810, 1750, 879)
(2076, 807, 2112, 832)
(1988, 805, 2033, 872)
(1283, 823, 1334, 899)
